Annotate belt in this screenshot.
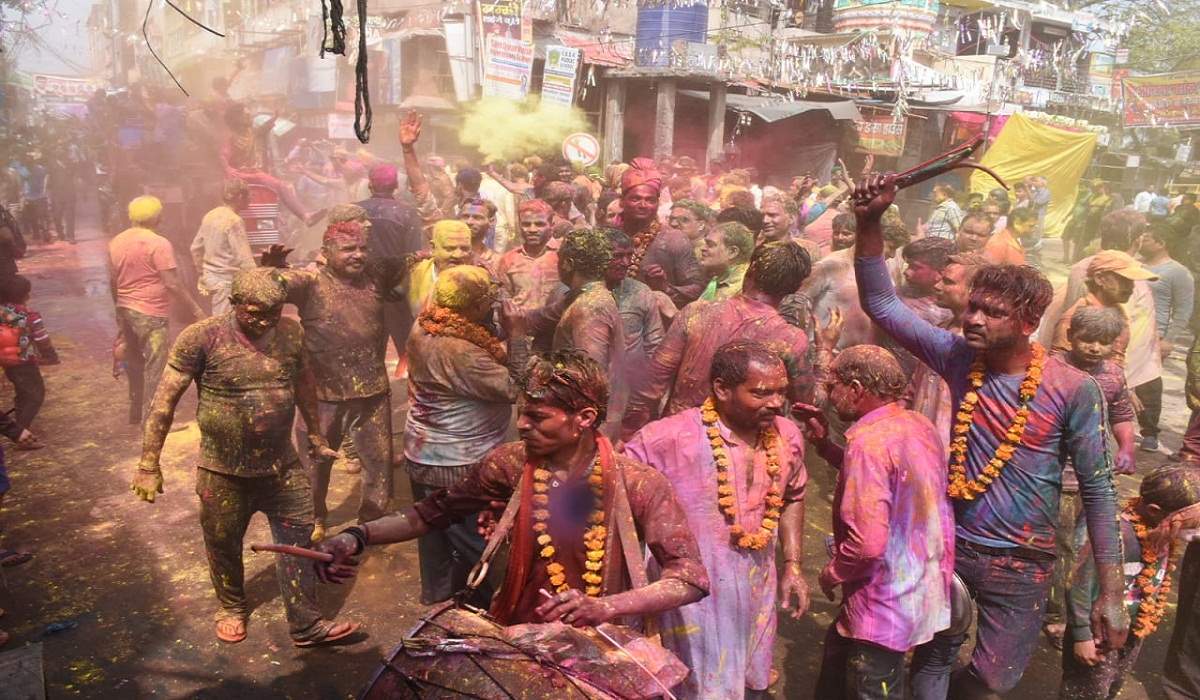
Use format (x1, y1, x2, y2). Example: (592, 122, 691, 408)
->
(956, 537, 1056, 563)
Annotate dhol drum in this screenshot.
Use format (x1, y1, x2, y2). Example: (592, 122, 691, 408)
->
(943, 572, 977, 638)
(359, 602, 688, 699)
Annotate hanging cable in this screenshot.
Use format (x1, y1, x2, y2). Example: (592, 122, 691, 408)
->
(353, 0, 371, 143)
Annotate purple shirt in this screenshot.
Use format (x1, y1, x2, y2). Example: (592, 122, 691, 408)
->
(625, 408, 806, 696)
(857, 254, 1122, 563)
(830, 402, 955, 651)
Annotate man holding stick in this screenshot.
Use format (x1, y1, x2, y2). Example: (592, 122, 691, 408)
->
(853, 173, 1127, 698)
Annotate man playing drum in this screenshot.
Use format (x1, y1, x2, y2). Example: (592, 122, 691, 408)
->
(314, 350, 710, 627)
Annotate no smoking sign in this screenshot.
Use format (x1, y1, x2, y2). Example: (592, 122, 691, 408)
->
(562, 133, 600, 167)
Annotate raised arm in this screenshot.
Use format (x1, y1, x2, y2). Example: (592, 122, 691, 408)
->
(854, 174, 962, 378)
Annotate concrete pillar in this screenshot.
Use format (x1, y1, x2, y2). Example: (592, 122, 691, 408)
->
(604, 77, 626, 165)
(654, 78, 676, 161)
(707, 81, 726, 167)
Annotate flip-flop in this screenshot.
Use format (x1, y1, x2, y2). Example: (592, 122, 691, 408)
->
(0, 550, 32, 567)
(293, 621, 362, 648)
(215, 616, 247, 644)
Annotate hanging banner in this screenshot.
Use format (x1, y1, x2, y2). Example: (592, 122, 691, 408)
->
(479, 0, 523, 41)
(483, 36, 534, 101)
(851, 114, 906, 157)
(30, 74, 102, 101)
(541, 45, 581, 108)
(1122, 69, 1200, 128)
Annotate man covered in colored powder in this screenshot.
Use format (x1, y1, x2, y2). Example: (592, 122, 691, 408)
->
(262, 221, 408, 538)
(617, 158, 704, 308)
(497, 200, 561, 313)
(853, 173, 1127, 698)
(314, 351, 709, 628)
(406, 220, 475, 318)
(131, 268, 359, 647)
(621, 241, 815, 439)
(544, 228, 626, 433)
(404, 265, 519, 606)
(797, 345, 954, 700)
(624, 341, 808, 699)
(108, 195, 206, 424)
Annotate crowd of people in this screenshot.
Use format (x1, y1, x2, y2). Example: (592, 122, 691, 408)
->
(4, 89, 1200, 697)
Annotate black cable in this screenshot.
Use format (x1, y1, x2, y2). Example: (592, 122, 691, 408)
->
(321, 0, 346, 57)
(353, 0, 371, 143)
(163, 0, 224, 37)
(142, 0, 188, 96)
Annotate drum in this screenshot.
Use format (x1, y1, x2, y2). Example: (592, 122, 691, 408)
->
(943, 573, 976, 638)
(359, 602, 688, 699)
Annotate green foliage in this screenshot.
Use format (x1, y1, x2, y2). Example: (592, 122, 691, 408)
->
(1071, 0, 1200, 74)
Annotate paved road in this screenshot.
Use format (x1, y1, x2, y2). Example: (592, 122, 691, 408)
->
(0, 204, 1184, 698)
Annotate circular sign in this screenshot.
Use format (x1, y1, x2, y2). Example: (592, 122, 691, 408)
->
(562, 132, 600, 167)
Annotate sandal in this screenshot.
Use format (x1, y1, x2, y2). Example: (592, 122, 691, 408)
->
(0, 550, 32, 567)
(215, 615, 247, 644)
(294, 620, 362, 648)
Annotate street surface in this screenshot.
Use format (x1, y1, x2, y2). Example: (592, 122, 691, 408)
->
(0, 202, 1182, 698)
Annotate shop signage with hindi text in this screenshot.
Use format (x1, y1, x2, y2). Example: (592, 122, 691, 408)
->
(541, 46, 581, 108)
(483, 36, 535, 101)
(1122, 69, 1200, 128)
(852, 115, 906, 157)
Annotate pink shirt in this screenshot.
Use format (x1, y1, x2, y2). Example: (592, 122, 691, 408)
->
(625, 408, 806, 696)
(830, 402, 955, 652)
(108, 227, 178, 319)
(497, 246, 560, 311)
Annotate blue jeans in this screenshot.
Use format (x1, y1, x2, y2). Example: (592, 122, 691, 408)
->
(911, 542, 1054, 700)
(815, 624, 908, 700)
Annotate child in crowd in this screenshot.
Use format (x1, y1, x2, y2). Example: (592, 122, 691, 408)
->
(1061, 465, 1200, 699)
(1044, 305, 1137, 647)
(0, 274, 58, 442)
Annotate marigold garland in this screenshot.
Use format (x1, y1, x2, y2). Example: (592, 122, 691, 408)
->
(627, 220, 662, 279)
(532, 454, 606, 596)
(701, 398, 785, 551)
(1125, 497, 1180, 639)
(947, 343, 1046, 500)
(418, 306, 507, 364)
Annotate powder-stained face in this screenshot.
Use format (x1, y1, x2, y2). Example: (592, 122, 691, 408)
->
(904, 260, 941, 294)
(324, 233, 368, 278)
(606, 243, 634, 285)
(831, 224, 856, 251)
(698, 230, 736, 275)
(516, 398, 590, 458)
(714, 360, 788, 434)
(234, 301, 283, 338)
(620, 184, 659, 223)
(459, 202, 493, 242)
(432, 229, 473, 271)
(1068, 333, 1115, 371)
(669, 206, 705, 241)
(520, 212, 553, 250)
(961, 291, 1027, 350)
(759, 201, 790, 243)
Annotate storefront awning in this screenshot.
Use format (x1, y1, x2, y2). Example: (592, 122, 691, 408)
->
(679, 90, 861, 122)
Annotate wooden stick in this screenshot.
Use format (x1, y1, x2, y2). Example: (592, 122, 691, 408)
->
(251, 543, 334, 562)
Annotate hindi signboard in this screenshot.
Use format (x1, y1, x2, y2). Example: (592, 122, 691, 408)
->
(479, 0, 525, 41)
(1122, 69, 1200, 128)
(31, 73, 101, 102)
(541, 46, 581, 108)
(483, 36, 535, 101)
(852, 114, 906, 156)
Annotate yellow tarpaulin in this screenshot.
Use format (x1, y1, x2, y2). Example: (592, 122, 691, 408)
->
(969, 112, 1098, 239)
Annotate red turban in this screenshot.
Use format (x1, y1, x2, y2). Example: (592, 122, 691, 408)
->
(620, 157, 662, 195)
